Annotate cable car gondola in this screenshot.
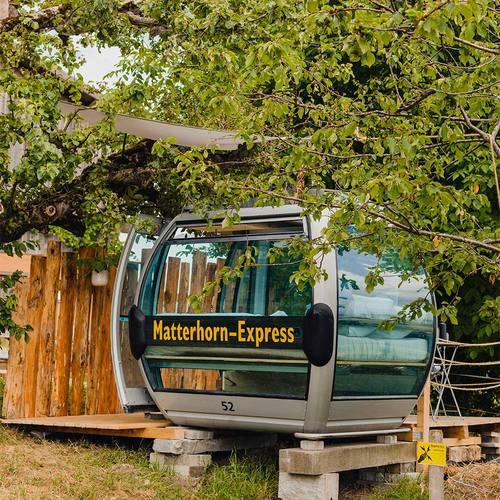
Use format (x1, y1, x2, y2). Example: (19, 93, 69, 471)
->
(111, 205, 436, 434)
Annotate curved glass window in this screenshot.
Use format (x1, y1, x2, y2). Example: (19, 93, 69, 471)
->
(139, 220, 312, 399)
(333, 249, 434, 398)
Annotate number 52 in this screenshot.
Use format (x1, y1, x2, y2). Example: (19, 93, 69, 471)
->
(221, 401, 235, 412)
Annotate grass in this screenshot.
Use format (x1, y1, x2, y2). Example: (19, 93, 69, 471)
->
(0, 424, 278, 499)
(369, 476, 427, 500)
(0, 420, 498, 499)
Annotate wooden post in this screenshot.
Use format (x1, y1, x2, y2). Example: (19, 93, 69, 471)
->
(34, 240, 61, 417)
(22, 256, 47, 417)
(50, 251, 77, 416)
(428, 430, 444, 500)
(69, 248, 94, 415)
(417, 377, 430, 441)
(416, 377, 431, 473)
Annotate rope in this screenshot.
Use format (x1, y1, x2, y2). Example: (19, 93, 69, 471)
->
(439, 339, 500, 347)
(444, 359, 500, 366)
(432, 381, 500, 391)
(452, 372, 500, 382)
(436, 381, 500, 387)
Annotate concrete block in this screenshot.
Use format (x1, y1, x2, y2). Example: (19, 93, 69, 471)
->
(377, 434, 398, 444)
(183, 428, 215, 440)
(280, 442, 416, 475)
(153, 433, 276, 455)
(447, 445, 482, 463)
(170, 465, 207, 478)
(300, 440, 324, 451)
(482, 435, 500, 443)
(481, 431, 500, 437)
(150, 452, 212, 467)
(278, 472, 339, 500)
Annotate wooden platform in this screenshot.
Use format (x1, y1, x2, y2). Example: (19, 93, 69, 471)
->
(404, 415, 500, 429)
(1, 413, 185, 439)
(403, 415, 500, 461)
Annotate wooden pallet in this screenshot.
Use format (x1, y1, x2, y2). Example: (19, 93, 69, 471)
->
(403, 415, 500, 462)
(1, 412, 185, 439)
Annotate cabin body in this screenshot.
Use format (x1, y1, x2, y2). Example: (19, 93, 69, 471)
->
(111, 206, 436, 434)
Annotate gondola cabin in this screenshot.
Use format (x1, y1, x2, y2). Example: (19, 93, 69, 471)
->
(111, 206, 436, 434)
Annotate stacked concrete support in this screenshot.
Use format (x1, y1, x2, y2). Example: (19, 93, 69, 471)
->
(278, 436, 416, 500)
(150, 428, 277, 478)
(481, 431, 500, 460)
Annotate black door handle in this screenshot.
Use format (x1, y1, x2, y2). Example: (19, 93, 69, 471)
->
(128, 305, 147, 359)
(303, 303, 334, 367)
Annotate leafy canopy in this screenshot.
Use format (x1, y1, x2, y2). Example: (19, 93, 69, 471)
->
(0, 1, 499, 343)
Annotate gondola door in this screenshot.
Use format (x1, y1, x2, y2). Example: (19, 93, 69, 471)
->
(111, 226, 161, 411)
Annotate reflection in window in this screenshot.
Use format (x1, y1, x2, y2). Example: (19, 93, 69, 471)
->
(140, 224, 312, 399)
(333, 249, 434, 398)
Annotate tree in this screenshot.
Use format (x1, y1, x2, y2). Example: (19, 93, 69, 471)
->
(0, 1, 498, 350)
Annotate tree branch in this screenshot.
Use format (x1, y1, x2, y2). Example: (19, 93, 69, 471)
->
(235, 185, 500, 254)
(453, 36, 500, 55)
(460, 107, 500, 157)
(0, 2, 168, 36)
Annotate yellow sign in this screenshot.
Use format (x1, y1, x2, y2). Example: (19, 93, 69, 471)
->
(417, 441, 447, 467)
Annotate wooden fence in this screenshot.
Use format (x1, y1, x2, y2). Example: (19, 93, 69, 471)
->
(2, 240, 122, 418)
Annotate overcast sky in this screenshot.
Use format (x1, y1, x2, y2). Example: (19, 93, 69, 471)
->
(78, 45, 121, 83)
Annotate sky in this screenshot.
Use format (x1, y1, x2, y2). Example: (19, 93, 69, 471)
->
(78, 45, 121, 84)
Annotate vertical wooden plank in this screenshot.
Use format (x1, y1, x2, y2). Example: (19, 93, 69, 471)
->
(96, 267, 119, 414)
(212, 258, 226, 312)
(2, 280, 29, 418)
(86, 270, 105, 415)
(69, 248, 94, 415)
(50, 251, 77, 416)
(157, 270, 166, 313)
(188, 251, 207, 312)
(22, 256, 46, 417)
(34, 240, 61, 417)
(176, 262, 190, 313)
(202, 262, 217, 312)
(164, 257, 181, 312)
